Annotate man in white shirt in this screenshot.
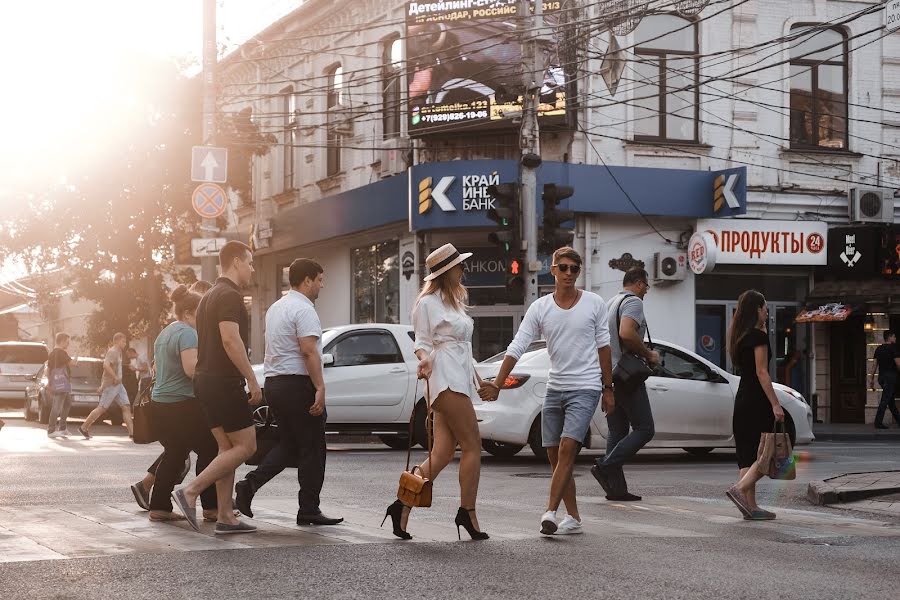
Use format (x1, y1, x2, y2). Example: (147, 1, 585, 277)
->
(234, 258, 343, 526)
(481, 247, 614, 536)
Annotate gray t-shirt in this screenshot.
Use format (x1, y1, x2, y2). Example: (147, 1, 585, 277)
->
(607, 292, 647, 368)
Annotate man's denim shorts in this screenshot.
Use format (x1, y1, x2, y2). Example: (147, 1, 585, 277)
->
(542, 388, 600, 447)
(99, 384, 129, 409)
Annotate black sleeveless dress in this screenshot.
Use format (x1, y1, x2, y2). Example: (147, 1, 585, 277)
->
(733, 329, 774, 469)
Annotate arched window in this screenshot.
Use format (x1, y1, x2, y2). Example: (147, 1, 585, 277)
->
(382, 37, 402, 139)
(789, 26, 848, 150)
(631, 14, 699, 142)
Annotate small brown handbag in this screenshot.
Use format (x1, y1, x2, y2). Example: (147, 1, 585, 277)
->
(397, 379, 434, 508)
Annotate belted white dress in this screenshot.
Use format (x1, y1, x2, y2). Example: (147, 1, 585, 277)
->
(412, 293, 478, 400)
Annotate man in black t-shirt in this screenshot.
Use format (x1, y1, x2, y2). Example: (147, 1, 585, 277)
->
(170, 241, 262, 534)
(47, 332, 78, 437)
(870, 330, 900, 429)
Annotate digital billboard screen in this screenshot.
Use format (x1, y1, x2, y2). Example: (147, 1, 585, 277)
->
(406, 1, 573, 135)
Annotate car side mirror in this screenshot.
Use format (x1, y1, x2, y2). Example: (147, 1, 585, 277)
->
(323, 353, 335, 366)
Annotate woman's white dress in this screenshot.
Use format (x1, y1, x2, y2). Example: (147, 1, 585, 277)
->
(411, 293, 477, 399)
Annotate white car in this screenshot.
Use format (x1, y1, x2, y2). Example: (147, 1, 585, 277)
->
(251, 323, 428, 449)
(473, 340, 815, 459)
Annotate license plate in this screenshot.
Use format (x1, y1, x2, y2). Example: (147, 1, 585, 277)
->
(74, 395, 97, 403)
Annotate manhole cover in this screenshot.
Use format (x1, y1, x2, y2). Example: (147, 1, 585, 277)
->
(513, 472, 582, 479)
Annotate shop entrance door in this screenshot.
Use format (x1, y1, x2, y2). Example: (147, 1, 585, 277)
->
(469, 306, 524, 362)
(830, 317, 867, 423)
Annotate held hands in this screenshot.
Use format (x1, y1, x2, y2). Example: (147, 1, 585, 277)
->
(310, 387, 326, 416)
(416, 355, 433, 380)
(478, 381, 500, 402)
(772, 403, 785, 423)
(601, 388, 615, 415)
(248, 381, 263, 406)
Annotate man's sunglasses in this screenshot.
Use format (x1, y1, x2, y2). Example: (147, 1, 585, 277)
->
(553, 263, 581, 274)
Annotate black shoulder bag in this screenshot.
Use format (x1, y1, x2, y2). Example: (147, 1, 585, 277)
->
(611, 293, 654, 390)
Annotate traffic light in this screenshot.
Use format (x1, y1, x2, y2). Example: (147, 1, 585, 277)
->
(486, 182, 520, 253)
(540, 183, 575, 255)
(506, 257, 525, 304)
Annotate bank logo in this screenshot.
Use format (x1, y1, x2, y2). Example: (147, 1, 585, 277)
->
(418, 176, 456, 214)
(713, 173, 740, 213)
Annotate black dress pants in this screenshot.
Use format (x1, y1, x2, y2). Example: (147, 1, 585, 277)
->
(245, 375, 326, 515)
(149, 399, 218, 511)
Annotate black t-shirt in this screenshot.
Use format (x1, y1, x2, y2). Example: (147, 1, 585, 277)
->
(47, 348, 71, 377)
(196, 277, 249, 378)
(736, 329, 771, 395)
(874, 343, 898, 375)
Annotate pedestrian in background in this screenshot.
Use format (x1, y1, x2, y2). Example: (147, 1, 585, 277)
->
(146, 285, 219, 522)
(122, 347, 139, 406)
(236, 258, 342, 526)
(385, 244, 489, 541)
(47, 332, 78, 438)
(128, 348, 152, 398)
(725, 290, 783, 521)
(483, 246, 613, 536)
(130, 279, 214, 511)
(870, 330, 900, 429)
(79, 333, 133, 439)
(171, 241, 261, 534)
(591, 267, 658, 502)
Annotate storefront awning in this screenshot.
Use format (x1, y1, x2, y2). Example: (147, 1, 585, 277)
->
(807, 279, 900, 307)
(796, 303, 855, 323)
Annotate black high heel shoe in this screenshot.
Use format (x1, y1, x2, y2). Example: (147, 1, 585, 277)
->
(455, 507, 489, 540)
(381, 500, 412, 540)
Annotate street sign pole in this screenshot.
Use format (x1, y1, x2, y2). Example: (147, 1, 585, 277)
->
(520, 0, 543, 309)
(201, 0, 218, 282)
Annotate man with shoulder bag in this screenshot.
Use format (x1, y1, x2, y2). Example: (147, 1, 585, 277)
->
(591, 268, 659, 501)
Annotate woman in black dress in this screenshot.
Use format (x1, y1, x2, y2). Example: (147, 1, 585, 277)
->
(725, 290, 785, 520)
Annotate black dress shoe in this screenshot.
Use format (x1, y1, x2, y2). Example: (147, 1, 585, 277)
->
(607, 492, 642, 502)
(875, 423, 889, 430)
(235, 480, 254, 518)
(297, 512, 343, 525)
(590, 464, 613, 495)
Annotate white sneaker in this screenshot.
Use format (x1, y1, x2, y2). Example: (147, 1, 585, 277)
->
(48, 431, 63, 439)
(556, 515, 583, 535)
(540, 510, 558, 535)
(57, 429, 70, 438)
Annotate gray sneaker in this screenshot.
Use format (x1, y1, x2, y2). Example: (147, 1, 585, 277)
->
(214, 521, 258, 535)
(131, 481, 151, 511)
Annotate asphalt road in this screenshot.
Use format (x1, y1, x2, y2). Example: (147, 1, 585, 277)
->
(1, 413, 899, 599)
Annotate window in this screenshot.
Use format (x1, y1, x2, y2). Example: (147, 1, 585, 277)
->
(789, 26, 848, 150)
(281, 86, 296, 191)
(654, 346, 712, 381)
(0, 344, 48, 364)
(327, 332, 403, 367)
(327, 65, 344, 176)
(352, 240, 400, 324)
(382, 38, 402, 139)
(632, 14, 699, 142)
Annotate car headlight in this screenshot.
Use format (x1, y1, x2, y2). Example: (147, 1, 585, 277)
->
(783, 387, 807, 405)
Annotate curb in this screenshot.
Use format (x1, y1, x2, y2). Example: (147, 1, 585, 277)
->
(812, 432, 900, 442)
(807, 470, 900, 506)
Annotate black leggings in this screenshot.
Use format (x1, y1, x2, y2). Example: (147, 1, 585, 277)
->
(149, 399, 218, 511)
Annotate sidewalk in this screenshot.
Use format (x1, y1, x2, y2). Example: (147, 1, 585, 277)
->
(812, 423, 900, 441)
(808, 470, 900, 505)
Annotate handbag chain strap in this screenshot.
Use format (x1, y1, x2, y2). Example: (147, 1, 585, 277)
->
(615, 293, 653, 351)
(405, 377, 433, 477)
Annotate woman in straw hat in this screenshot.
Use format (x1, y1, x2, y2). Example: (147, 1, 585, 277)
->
(382, 243, 490, 541)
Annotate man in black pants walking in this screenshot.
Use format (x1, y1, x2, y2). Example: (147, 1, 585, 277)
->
(235, 258, 342, 526)
(870, 330, 900, 429)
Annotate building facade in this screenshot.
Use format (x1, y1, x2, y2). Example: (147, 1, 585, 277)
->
(217, 0, 900, 424)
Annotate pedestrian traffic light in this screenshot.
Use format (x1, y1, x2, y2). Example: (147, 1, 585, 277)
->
(486, 182, 520, 253)
(506, 257, 525, 304)
(540, 183, 575, 255)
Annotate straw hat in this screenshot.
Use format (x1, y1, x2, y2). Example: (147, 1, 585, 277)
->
(423, 243, 473, 281)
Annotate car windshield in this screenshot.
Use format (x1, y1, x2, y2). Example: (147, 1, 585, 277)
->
(481, 340, 547, 363)
(69, 361, 103, 384)
(0, 345, 48, 364)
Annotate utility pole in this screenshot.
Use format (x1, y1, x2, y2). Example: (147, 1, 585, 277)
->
(519, 0, 545, 308)
(200, 0, 217, 282)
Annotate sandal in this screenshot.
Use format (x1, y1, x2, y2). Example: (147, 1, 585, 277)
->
(725, 486, 752, 518)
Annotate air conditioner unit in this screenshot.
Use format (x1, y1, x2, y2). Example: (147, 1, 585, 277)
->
(379, 141, 408, 176)
(654, 252, 688, 281)
(849, 187, 893, 224)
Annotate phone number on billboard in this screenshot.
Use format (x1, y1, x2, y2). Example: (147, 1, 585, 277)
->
(419, 110, 489, 123)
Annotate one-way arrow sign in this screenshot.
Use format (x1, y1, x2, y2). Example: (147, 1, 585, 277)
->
(191, 146, 228, 183)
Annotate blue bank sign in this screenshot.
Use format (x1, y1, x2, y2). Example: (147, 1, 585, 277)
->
(410, 160, 747, 231)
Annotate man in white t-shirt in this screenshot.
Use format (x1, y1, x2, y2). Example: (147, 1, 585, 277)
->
(481, 247, 614, 536)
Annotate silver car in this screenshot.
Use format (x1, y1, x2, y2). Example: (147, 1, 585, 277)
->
(0, 341, 48, 407)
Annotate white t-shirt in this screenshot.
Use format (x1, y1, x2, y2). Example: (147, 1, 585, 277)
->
(264, 290, 323, 378)
(505, 291, 611, 391)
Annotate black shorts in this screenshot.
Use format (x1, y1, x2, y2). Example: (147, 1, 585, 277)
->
(193, 373, 252, 434)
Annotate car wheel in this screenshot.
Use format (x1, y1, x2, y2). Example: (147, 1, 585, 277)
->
(38, 396, 50, 424)
(527, 417, 547, 461)
(379, 434, 410, 450)
(412, 401, 428, 448)
(24, 397, 36, 421)
(482, 440, 525, 458)
(683, 447, 714, 456)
